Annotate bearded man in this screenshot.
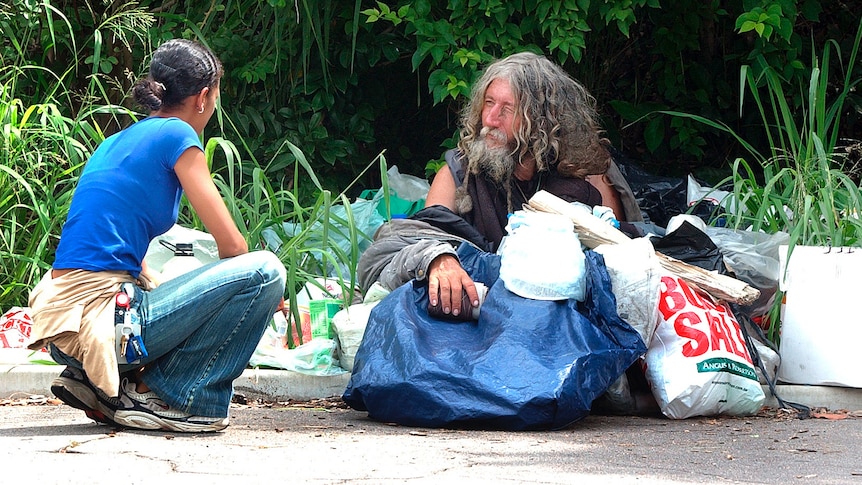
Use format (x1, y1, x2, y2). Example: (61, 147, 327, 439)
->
(357, 52, 641, 318)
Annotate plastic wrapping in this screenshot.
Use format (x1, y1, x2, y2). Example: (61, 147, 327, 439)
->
(331, 301, 380, 372)
(645, 274, 766, 419)
(262, 196, 385, 278)
(616, 160, 723, 228)
(249, 325, 346, 376)
(616, 161, 686, 227)
(144, 225, 219, 274)
(358, 165, 431, 219)
(593, 237, 662, 345)
(342, 244, 646, 430)
(498, 211, 586, 301)
(651, 220, 725, 273)
(705, 228, 788, 287)
(385, 165, 431, 202)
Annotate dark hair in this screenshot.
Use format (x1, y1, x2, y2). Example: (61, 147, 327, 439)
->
(132, 39, 223, 112)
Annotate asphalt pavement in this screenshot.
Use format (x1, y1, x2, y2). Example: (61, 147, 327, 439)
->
(3, 364, 862, 484)
(2, 397, 862, 484)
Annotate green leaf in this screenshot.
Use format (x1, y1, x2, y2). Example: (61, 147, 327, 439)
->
(766, 4, 783, 17)
(430, 45, 446, 65)
(738, 20, 757, 34)
(361, 9, 380, 22)
(644, 117, 665, 153)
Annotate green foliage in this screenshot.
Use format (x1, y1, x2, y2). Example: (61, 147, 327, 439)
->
(1, 1, 147, 309)
(733, 0, 817, 83)
(723, 24, 862, 247)
(139, 0, 389, 196)
(663, 21, 862, 342)
(0, 89, 112, 306)
(185, 136, 385, 344)
(736, 2, 792, 40)
(362, 0, 661, 106)
(2, 99, 65, 302)
(355, 1, 860, 176)
(0, 0, 380, 319)
(12, 0, 853, 187)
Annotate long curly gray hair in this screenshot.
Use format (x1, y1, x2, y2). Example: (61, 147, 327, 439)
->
(457, 52, 610, 179)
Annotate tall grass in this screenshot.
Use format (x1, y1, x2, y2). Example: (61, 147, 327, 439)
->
(691, 24, 861, 242)
(1, 2, 384, 325)
(0, 80, 146, 308)
(724, 24, 862, 247)
(190, 130, 387, 344)
(661, 20, 862, 341)
(1, 2, 148, 309)
(0, 81, 96, 307)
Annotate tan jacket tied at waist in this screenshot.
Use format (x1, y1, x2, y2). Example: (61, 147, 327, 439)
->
(27, 270, 135, 397)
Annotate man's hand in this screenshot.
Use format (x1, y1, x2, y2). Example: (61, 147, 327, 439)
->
(428, 254, 479, 317)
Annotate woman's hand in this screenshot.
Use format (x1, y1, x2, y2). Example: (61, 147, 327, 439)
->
(427, 254, 479, 317)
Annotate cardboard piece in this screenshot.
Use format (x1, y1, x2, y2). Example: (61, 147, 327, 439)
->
(778, 245, 862, 387)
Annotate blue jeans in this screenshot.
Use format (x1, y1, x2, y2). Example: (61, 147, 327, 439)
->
(52, 250, 285, 418)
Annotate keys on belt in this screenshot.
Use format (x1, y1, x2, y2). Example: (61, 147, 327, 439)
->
(114, 283, 147, 364)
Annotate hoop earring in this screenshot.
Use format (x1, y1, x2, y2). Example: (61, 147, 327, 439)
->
(198, 105, 205, 114)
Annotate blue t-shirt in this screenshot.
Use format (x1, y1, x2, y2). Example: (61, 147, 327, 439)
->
(53, 117, 203, 278)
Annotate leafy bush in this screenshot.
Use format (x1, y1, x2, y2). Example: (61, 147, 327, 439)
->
(0, 1, 144, 309)
(10, 1, 862, 187)
(0, 95, 87, 307)
(669, 20, 862, 341)
(0, 1, 381, 315)
(359, 0, 856, 175)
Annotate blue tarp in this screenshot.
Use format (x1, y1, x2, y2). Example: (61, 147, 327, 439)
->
(343, 244, 646, 430)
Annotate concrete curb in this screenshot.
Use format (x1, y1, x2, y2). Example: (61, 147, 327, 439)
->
(763, 385, 862, 411)
(233, 368, 350, 401)
(4, 364, 862, 412)
(0, 364, 351, 402)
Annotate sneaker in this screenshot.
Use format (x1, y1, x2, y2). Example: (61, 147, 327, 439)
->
(112, 378, 229, 433)
(50, 367, 120, 426)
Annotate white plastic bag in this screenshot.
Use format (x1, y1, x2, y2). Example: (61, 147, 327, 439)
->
(0, 307, 55, 365)
(687, 174, 735, 212)
(645, 274, 765, 419)
(751, 335, 779, 385)
(593, 237, 662, 345)
(1, 307, 32, 349)
(704, 227, 789, 291)
(331, 301, 380, 372)
(386, 165, 430, 202)
(144, 224, 219, 275)
(498, 210, 586, 301)
(249, 324, 346, 376)
(329, 282, 389, 371)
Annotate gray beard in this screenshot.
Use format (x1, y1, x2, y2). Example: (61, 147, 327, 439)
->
(464, 128, 516, 185)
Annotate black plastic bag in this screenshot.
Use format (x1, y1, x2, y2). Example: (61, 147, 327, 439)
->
(615, 157, 686, 227)
(651, 220, 725, 273)
(615, 155, 725, 228)
(342, 244, 646, 430)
